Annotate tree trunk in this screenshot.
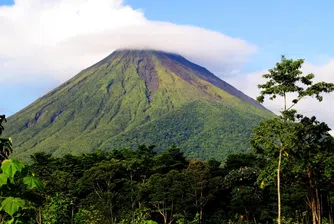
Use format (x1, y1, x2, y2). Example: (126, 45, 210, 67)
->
(316, 188, 321, 224)
(168, 218, 175, 224)
(200, 190, 204, 224)
(312, 197, 317, 224)
(277, 146, 283, 224)
(329, 193, 334, 224)
(278, 92, 286, 224)
(36, 206, 42, 224)
(284, 93, 287, 111)
(156, 204, 168, 224)
(163, 215, 168, 224)
(253, 215, 257, 224)
(307, 168, 320, 224)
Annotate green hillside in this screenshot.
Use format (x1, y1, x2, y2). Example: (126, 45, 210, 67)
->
(5, 50, 273, 161)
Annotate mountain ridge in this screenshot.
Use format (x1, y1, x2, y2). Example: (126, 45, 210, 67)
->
(6, 49, 273, 161)
(86, 49, 266, 110)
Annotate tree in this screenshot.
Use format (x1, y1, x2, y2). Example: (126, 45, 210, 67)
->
(153, 146, 188, 174)
(250, 117, 299, 223)
(140, 170, 190, 224)
(42, 192, 72, 224)
(257, 56, 334, 117)
(77, 159, 126, 223)
(223, 153, 268, 223)
(184, 160, 222, 224)
(291, 116, 334, 224)
(224, 167, 262, 223)
(0, 115, 12, 163)
(254, 55, 334, 224)
(0, 115, 44, 223)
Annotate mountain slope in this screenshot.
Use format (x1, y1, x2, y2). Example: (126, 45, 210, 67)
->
(6, 50, 273, 161)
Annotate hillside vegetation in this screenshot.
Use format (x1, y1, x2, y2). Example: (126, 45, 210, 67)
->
(6, 50, 272, 161)
(0, 55, 333, 224)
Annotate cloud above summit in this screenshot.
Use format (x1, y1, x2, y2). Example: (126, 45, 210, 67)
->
(2, 0, 333, 133)
(0, 0, 255, 83)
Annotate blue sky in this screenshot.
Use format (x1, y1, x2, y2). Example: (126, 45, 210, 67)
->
(3, 0, 334, 71)
(1, 0, 334, 128)
(125, 0, 334, 70)
(0, 0, 12, 5)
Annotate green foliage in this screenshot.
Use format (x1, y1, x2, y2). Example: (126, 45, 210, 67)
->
(0, 173, 9, 188)
(0, 115, 44, 223)
(2, 53, 334, 223)
(250, 118, 298, 186)
(23, 176, 44, 191)
(223, 154, 265, 223)
(5, 51, 272, 162)
(74, 207, 104, 224)
(12, 142, 331, 224)
(0, 158, 44, 222)
(224, 153, 263, 170)
(118, 207, 157, 224)
(42, 193, 72, 224)
(0, 115, 12, 163)
(257, 55, 334, 108)
(0, 197, 25, 217)
(25, 147, 231, 223)
(1, 159, 24, 180)
(144, 221, 158, 224)
(175, 213, 200, 224)
(253, 55, 334, 224)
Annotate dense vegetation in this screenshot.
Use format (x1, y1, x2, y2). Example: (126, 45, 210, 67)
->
(0, 144, 332, 224)
(255, 55, 334, 224)
(5, 50, 272, 162)
(0, 55, 333, 224)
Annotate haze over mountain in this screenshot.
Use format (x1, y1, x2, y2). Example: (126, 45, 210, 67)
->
(5, 50, 272, 161)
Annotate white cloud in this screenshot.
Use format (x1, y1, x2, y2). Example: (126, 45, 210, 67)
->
(0, 0, 255, 84)
(226, 60, 334, 134)
(3, 0, 332, 137)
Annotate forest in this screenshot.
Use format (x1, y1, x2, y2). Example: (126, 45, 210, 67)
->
(0, 57, 333, 224)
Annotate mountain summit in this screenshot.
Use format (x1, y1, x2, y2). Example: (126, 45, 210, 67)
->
(6, 49, 272, 161)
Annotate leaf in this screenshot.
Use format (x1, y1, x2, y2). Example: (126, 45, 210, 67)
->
(144, 221, 158, 224)
(23, 176, 44, 190)
(7, 217, 15, 224)
(1, 159, 25, 179)
(0, 173, 9, 187)
(0, 197, 25, 216)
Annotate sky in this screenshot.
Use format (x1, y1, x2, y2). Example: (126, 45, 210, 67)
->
(1, 0, 334, 132)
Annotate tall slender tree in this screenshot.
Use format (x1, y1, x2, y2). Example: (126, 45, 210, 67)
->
(254, 55, 334, 224)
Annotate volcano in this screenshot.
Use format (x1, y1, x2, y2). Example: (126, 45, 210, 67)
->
(6, 50, 272, 161)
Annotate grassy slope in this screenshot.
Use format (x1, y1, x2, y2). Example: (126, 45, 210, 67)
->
(6, 50, 273, 161)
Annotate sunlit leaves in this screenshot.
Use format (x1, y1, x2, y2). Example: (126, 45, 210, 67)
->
(1, 159, 25, 179)
(23, 175, 44, 190)
(0, 197, 26, 216)
(0, 173, 9, 187)
(0, 115, 44, 223)
(257, 55, 334, 114)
